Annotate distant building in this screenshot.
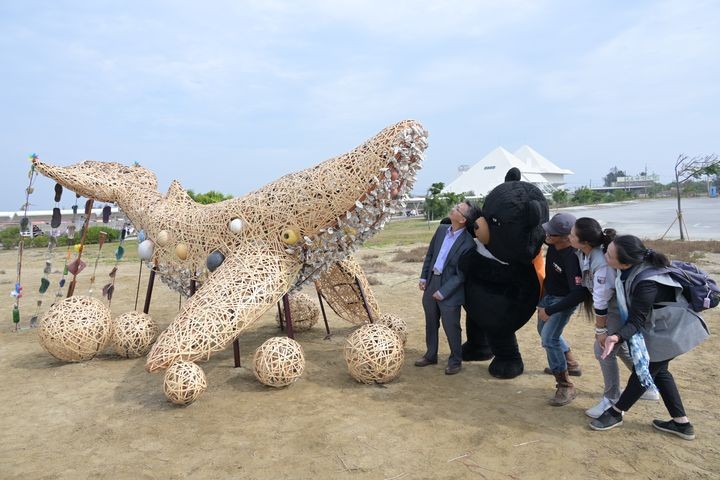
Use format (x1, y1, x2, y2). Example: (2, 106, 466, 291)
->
(444, 146, 573, 197)
(587, 173, 661, 197)
(612, 173, 660, 188)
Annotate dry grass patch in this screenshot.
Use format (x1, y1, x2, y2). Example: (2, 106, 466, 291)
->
(644, 239, 720, 263)
(392, 246, 427, 263)
(361, 260, 395, 274)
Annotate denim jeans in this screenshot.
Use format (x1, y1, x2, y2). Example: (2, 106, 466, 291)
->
(537, 294, 577, 373)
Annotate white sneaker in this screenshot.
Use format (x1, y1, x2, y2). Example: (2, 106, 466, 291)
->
(640, 388, 660, 401)
(585, 397, 614, 419)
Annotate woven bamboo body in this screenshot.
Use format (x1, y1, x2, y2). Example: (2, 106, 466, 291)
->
(33, 120, 427, 374)
(315, 256, 380, 325)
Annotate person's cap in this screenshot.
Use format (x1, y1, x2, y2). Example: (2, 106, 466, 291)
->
(542, 212, 576, 236)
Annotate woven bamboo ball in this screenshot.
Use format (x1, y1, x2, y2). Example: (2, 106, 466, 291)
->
(163, 361, 207, 405)
(344, 324, 404, 384)
(276, 292, 319, 332)
(376, 313, 408, 345)
(111, 311, 159, 358)
(253, 337, 305, 387)
(38, 295, 112, 362)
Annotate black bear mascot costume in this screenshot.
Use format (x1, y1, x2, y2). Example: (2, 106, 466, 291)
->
(459, 168, 549, 379)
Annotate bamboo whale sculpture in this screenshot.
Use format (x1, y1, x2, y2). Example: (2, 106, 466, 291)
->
(32, 120, 427, 378)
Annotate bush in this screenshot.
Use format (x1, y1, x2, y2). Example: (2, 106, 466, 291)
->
(0, 225, 118, 249)
(0, 227, 21, 249)
(84, 226, 119, 244)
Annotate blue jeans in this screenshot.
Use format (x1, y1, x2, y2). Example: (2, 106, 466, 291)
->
(537, 295, 577, 373)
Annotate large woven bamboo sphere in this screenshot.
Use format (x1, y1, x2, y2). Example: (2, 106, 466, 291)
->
(376, 313, 408, 345)
(163, 361, 207, 405)
(276, 292, 319, 332)
(111, 311, 159, 358)
(253, 337, 305, 387)
(38, 295, 112, 362)
(344, 324, 404, 384)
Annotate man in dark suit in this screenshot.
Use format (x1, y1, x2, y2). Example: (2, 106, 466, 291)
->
(417, 201, 480, 375)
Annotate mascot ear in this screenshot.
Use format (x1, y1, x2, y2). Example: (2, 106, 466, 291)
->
(527, 200, 543, 227)
(504, 167, 521, 182)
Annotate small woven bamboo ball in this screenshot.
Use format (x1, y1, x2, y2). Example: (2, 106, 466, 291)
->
(376, 313, 408, 345)
(276, 292, 319, 332)
(163, 361, 207, 405)
(38, 295, 112, 362)
(111, 311, 159, 358)
(253, 337, 305, 387)
(344, 324, 404, 384)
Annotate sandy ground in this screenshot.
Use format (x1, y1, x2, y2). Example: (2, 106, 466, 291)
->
(1, 245, 719, 480)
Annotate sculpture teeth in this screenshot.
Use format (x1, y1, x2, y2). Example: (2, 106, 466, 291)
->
(291, 125, 427, 288)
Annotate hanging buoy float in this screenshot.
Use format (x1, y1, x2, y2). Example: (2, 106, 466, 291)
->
(229, 218, 243, 234)
(156, 230, 171, 247)
(138, 239, 155, 261)
(206, 251, 225, 272)
(175, 243, 189, 260)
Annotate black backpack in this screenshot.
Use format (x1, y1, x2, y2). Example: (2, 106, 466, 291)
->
(633, 261, 720, 312)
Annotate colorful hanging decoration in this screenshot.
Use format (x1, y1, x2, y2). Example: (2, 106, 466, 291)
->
(65, 199, 94, 298)
(30, 183, 65, 327)
(12, 156, 38, 331)
(49, 194, 79, 306)
(87, 231, 108, 294)
(103, 224, 127, 306)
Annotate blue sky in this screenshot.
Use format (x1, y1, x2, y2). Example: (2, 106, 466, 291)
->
(1, 0, 718, 211)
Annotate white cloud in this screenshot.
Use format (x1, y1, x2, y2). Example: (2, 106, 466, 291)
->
(539, 0, 720, 115)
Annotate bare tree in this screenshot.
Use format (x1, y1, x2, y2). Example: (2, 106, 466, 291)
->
(673, 153, 720, 240)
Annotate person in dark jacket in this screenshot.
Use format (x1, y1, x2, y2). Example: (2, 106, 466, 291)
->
(537, 213, 587, 406)
(417, 201, 481, 375)
(589, 235, 709, 440)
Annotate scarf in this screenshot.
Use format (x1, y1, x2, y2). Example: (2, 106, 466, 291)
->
(615, 273, 656, 390)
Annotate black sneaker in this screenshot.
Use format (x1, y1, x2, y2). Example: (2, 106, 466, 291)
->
(589, 408, 623, 431)
(652, 419, 696, 440)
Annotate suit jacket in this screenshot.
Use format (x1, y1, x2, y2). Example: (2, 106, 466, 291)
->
(421, 225, 475, 306)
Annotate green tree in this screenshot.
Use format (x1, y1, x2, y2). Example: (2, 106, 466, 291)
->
(551, 189, 568, 204)
(571, 186, 599, 204)
(603, 167, 626, 187)
(673, 153, 720, 239)
(424, 182, 465, 221)
(187, 189, 234, 204)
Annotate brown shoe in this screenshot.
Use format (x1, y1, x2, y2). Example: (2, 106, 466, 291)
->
(445, 364, 462, 375)
(414, 357, 438, 367)
(549, 370, 576, 406)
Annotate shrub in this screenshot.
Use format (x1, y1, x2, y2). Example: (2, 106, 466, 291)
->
(0, 225, 118, 249)
(84, 226, 119, 244)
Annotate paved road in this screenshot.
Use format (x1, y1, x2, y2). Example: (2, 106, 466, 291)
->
(555, 197, 719, 240)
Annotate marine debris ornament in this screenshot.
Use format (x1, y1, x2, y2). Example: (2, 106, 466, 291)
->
(32, 120, 427, 389)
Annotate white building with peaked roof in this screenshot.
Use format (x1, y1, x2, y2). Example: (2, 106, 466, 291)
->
(514, 145, 573, 187)
(444, 146, 572, 197)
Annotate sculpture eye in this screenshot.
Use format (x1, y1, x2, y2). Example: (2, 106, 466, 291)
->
(281, 228, 300, 245)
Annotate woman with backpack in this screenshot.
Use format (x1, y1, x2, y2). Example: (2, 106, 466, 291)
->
(589, 235, 709, 440)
